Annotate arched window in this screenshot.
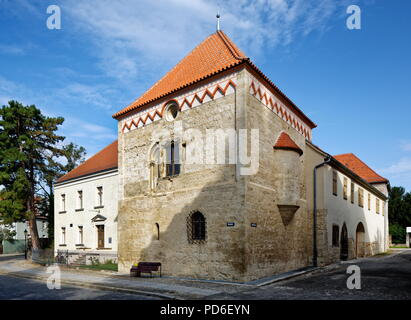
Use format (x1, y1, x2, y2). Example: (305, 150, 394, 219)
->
(165, 140, 180, 177)
(187, 211, 206, 243)
(154, 223, 160, 240)
(149, 144, 161, 189)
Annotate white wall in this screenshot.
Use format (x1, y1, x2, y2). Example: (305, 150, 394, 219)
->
(54, 170, 118, 253)
(12, 220, 48, 240)
(323, 166, 387, 253)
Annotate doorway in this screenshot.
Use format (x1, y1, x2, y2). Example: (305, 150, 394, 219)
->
(356, 222, 365, 258)
(340, 223, 348, 260)
(97, 225, 105, 249)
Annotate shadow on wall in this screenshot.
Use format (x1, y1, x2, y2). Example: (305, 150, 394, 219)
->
(118, 164, 249, 281)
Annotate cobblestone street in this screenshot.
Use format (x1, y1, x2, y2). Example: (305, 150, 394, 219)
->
(207, 249, 411, 300)
(0, 250, 410, 300)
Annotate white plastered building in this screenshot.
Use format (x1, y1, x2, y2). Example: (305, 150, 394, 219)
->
(54, 141, 118, 264)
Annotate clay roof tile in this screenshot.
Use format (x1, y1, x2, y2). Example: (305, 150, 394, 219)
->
(112, 31, 316, 129)
(273, 132, 303, 156)
(333, 153, 388, 184)
(57, 140, 118, 183)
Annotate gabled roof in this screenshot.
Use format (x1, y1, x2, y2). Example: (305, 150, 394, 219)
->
(273, 132, 303, 156)
(333, 153, 388, 184)
(112, 31, 316, 129)
(113, 31, 246, 119)
(57, 141, 118, 184)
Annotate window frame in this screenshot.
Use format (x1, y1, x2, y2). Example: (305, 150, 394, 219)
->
(358, 188, 364, 208)
(78, 226, 84, 245)
(368, 193, 371, 211)
(351, 182, 355, 204)
(76, 190, 84, 211)
(187, 211, 207, 244)
(343, 177, 348, 200)
(96, 186, 103, 207)
(332, 171, 338, 196)
(166, 140, 181, 177)
(332, 225, 339, 247)
(60, 194, 66, 213)
(61, 227, 66, 245)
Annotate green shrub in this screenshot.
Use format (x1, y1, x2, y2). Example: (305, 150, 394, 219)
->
(390, 223, 406, 244)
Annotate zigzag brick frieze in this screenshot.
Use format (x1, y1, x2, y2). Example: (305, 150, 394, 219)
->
(121, 76, 237, 133)
(249, 78, 312, 140)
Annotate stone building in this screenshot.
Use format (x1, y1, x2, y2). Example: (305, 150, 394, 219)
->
(54, 141, 118, 264)
(56, 30, 389, 280)
(110, 30, 389, 281)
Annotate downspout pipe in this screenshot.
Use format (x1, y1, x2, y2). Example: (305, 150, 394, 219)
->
(313, 155, 331, 267)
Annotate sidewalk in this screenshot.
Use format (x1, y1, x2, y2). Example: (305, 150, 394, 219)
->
(0, 256, 248, 299)
(3, 252, 389, 299)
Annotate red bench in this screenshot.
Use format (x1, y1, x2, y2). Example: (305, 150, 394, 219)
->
(130, 262, 162, 278)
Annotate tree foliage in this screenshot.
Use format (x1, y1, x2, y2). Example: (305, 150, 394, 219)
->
(388, 186, 411, 243)
(0, 101, 86, 249)
(0, 225, 16, 243)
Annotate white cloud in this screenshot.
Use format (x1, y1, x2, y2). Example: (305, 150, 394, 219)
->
(0, 45, 25, 56)
(54, 83, 115, 111)
(62, 0, 344, 84)
(380, 157, 411, 190)
(61, 117, 117, 142)
(400, 141, 411, 152)
(380, 158, 411, 176)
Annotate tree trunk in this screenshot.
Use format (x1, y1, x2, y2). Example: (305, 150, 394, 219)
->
(28, 215, 41, 250)
(28, 162, 41, 250)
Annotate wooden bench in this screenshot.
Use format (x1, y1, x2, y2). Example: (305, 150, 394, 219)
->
(130, 262, 162, 278)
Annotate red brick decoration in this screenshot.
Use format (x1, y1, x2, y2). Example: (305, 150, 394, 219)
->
(250, 77, 312, 140)
(121, 75, 237, 133)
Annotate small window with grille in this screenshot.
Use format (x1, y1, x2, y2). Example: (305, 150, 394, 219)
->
(187, 211, 206, 243)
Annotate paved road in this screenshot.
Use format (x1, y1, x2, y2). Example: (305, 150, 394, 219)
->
(0, 274, 160, 300)
(1, 250, 410, 300)
(208, 250, 411, 300)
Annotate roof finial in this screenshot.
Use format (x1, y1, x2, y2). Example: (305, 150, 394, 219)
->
(216, 10, 221, 31)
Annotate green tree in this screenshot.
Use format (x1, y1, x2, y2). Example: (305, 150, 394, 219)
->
(0, 225, 16, 243)
(39, 143, 86, 242)
(0, 101, 65, 249)
(388, 186, 411, 243)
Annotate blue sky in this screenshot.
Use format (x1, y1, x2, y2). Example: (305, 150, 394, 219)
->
(0, 0, 410, 190)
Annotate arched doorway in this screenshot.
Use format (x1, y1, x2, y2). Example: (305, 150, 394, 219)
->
(340, 223, 348, 260)
(355, 222, 365, 258)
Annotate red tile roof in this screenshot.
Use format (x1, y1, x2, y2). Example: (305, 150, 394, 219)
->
(273, 132, 303, 156)
(57, 141, 118, 183)
(112, 31, 316, 129)
(333, 153, 388, 184)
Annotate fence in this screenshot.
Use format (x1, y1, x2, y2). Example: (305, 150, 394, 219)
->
(31, 248, 55, 265)
(2, 239, 25, 254)
(30, 249, 117, 266)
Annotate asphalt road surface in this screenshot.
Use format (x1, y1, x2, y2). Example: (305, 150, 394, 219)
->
(208, 249, 411, 300)
(0, 274, 160, 300)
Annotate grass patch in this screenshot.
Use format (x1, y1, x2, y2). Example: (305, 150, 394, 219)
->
(390, 246, 409, 249)
(80, 262, 118, 272)
(374, 251, 392, 257)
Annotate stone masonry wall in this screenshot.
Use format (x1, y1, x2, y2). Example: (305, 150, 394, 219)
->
(117, 71, 250, 281)
(243, 72, 311, 281)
